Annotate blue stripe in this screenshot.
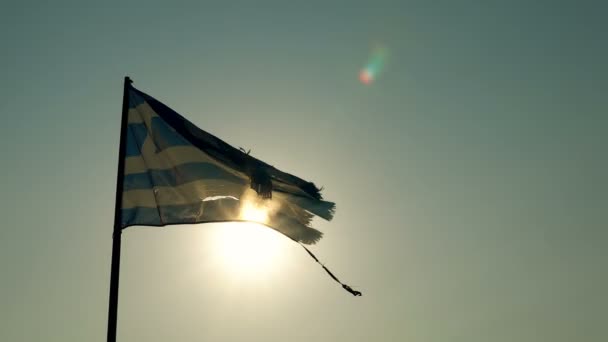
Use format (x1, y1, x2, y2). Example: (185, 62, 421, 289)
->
(149, 116, 190, 150)
(128, 89, 146, 108)
(125, 116, 192, 157)
(122, 207, 161, 226)
(125, 123, 147, 157)
(123, 162, 246, 191)
(123, 168, 153, 190)
(121, 198, 241, 227)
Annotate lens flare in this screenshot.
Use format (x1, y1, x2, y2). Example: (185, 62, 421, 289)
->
(359, 46, 389, 85)
(359, 69, 373, 85)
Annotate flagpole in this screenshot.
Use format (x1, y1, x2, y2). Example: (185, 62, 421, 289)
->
(107, 76, 132, 342)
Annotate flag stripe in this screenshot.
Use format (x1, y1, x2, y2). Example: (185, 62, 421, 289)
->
(128, 102, 157, 129)
(126, 119, 190, 153)
(127, 108, 145, 124)
(121, 197, 241, 227)
(123, 182, 333, 223)
(123, 162, 247, 191)
(121, 202, 322, 244)
(125, 124, 144, 157)
(122, 179, 247, 208)
(124, 145, 247, 177)
(128, 90, 146, 109)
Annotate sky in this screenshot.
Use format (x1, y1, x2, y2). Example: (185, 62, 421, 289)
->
(0, 1, 606, 341)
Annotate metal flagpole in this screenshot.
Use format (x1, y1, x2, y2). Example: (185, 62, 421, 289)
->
(107, 76, 132, 342)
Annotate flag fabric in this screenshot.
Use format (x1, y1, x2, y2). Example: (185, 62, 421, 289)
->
(120, 84, 335, 245)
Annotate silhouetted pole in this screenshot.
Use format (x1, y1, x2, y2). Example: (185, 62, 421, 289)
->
(107, 76, 132, 342)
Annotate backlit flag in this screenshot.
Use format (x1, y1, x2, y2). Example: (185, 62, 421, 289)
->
(121, 83, 336, 245)
(107, 80, 359, 342)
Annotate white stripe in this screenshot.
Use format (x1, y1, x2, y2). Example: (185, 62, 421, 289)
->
(125, 146, 222, 174)
(122, 188, 156, 208)
(122, 179, 248, 209)
(127, 102, 158, 125)
(124, 155, 147, 175)
(127, 109, 143, 123)
(124, 145, 248, 183)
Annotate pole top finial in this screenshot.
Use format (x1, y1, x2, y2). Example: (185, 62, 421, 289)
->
(124, 76, 133, 85)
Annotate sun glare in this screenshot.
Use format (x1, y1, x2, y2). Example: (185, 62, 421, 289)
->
(239, 201, 269, 224)
(210, 199, 285, 279)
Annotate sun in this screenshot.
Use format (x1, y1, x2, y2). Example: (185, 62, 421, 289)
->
(239, 201, 269, 223)
(210, 199, 286, 279)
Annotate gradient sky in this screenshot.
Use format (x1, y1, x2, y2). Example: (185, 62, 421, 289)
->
(1, 1, 606, 341)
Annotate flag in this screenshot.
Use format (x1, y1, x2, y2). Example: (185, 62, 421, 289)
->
(120, 83, 335, 245)
(107, 79, 357, 342)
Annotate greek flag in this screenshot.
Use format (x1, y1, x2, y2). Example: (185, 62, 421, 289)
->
(120, 83, 335, 245)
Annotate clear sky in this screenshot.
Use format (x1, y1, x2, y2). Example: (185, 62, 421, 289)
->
(1, 1, 606, 341)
